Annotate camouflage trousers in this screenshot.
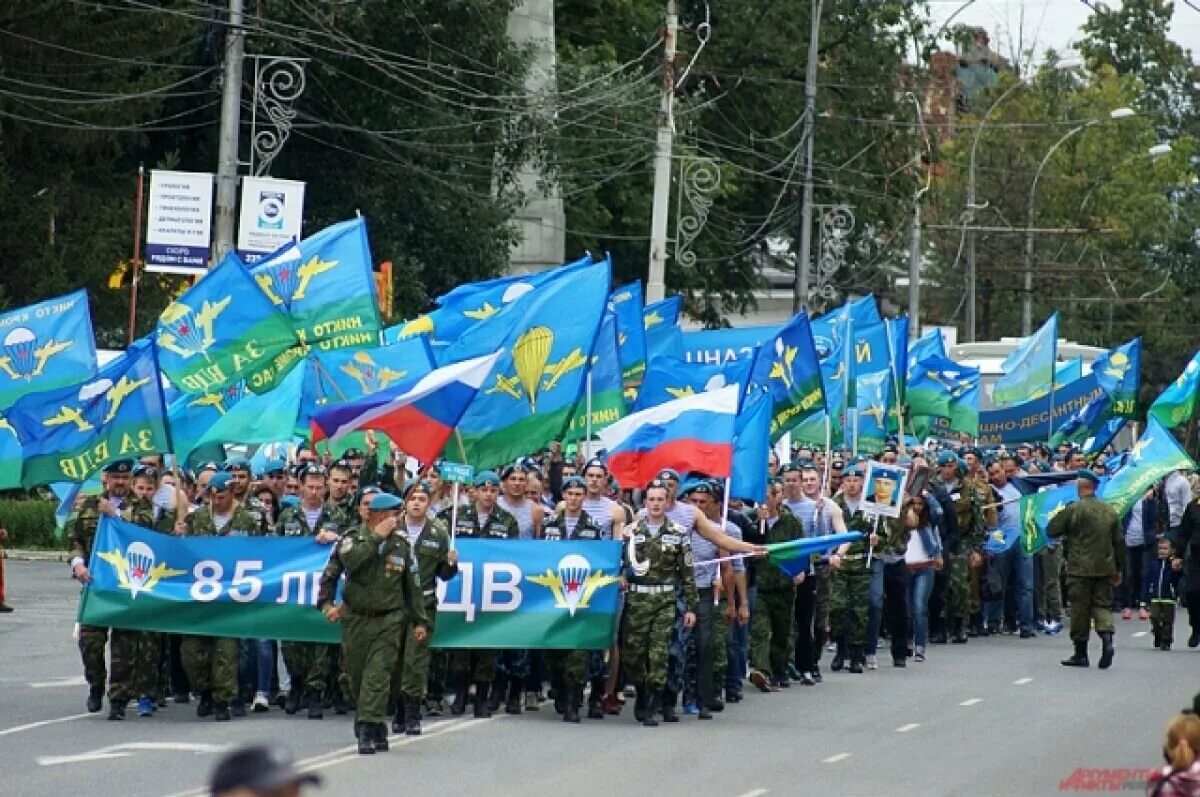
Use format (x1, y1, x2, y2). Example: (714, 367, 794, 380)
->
(427, 650, 449, 699)
(281, 642, 331, 699)
(344, 612, 402, 724)
(943, 551, 971, 626)
(392, 606, 437, 700)
(623, 591, 675, 692)
(545, 649, 590, 690)
(108, 630, 162, 702)
(814, 566, 832, 643)
(712, 595, 730, 693)
(750, 587, 794, 676)
(448, 650, 496, 683)
(78, 624, 109, 690)
(830, 563, 870, 646)
(665, 589, 692, 695)
(1036, 545, 1064, 621)
(1151, 601, 1176, 644)
(181, 636, 237, 703)
(1067, 576, 1114, 644)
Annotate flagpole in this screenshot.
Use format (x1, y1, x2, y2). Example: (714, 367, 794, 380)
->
(584, 370, 594, 459)
(449, 481, 460, 549)
(844, 311, 853, 457)
(127, 164, 145, 346)
(823, 415, 832, 494)
(720, 476, 732, 528)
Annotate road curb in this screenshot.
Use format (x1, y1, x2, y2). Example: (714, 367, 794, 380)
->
(3, 549, 67, 563)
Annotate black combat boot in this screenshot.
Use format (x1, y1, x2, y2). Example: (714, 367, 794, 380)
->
(450, 678, 468, 716)
(587, 678, 605, 719)
(1061, 639, 1090, 667)
(505, 679, 522, 715)
(107, 699, 126, 721)
(660, 689, 679, 723)
(848, 646, 864, 674)
(951, 620, 969, 644)
(213, 701, 232, 721)
(405, 697, 422, 736)
(1098, 632, 1115, 670)
(633, 685, 648, 723)
(392, 703, 406, 735)
(487, 676, 505, 714)
(641, 690, 659, 727)
(473, 681, 491, 718)
(831, 640, 847, 672)
(357, 723, 376, 755)
(563, 686, 581, 724)
(373, 723, 389, 752)
(87, 686, 104, 713)
(284, 690, 301, 715)
(196, 691, 214, 718)
(307, 690, 323, 719)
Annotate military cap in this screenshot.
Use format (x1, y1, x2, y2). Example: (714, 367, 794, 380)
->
(499, 463, 520, 479)
(645, 478, 671, 491)
(132, 464, 159, 479)
(680, 480, 715, 497)
(262, 459, 287, 476)
(474, 470, 501, 488)
(358, 485, 382, 499)
(936, 451, 959, 467)
(562, 475, 586, 491)
(779, 462, 803, 475)
(655, 468, 680, 482)
(368, 493, 404, 511)
(829, 459, 845, 470)
(299, 463, 326, 478)
(224, 456, 251, 473)
(1076, 469, 1101, 485)
(209, 743, 321, 795)
(584, 457, 607, 473)
(104, 460, 134, 475)
(402, 480, 432, 499)
(207, 472, 234, 493)
(842, 462, 864, 478)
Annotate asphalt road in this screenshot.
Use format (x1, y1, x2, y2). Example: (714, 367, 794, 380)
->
(1, 558, 1192, 797)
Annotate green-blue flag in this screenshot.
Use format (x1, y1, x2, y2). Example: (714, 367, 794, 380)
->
(1019, 482, 1078, 556)
(610, 280, 647, 395)
(748, 310, 826, 441)
(0, 290, 97, 412)
(1093, 337, 1140, 417)
(1099, 417, 1196, 517)
(1148, 349, 1200, 429)
(562, 309, 627, 443)
(993, 313, 1058, 407)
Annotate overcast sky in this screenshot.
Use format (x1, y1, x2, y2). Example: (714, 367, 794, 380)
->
(928, 0, 1200, 69)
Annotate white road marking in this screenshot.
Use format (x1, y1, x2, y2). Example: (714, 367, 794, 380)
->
(1132, 631, 1149, 638)
(895, 723, 921, 733)
(29, 676, 87, 689)
(36, 742, 229, 767)
(960, 698, 983, 706)
(736, 790, 769, 797)
(1013, 677, 1034, 685)
(822, 753, 852, 764)
(0, 713, 90, 738)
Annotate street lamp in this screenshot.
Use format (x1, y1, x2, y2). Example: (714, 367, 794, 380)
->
(1021, 107, 1136, 335)
(965, 57, 1081, 342)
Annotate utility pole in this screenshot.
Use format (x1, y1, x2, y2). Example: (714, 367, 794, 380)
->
(213, 0, 245, 263)
(794, 0, 822, 313)
(965, 165, 977, 342)
(645, 0, 677, 304)
(909, 203, 922, 337)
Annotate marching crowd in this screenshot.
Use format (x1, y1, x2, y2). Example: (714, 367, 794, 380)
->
(44, 435, 1199, 758)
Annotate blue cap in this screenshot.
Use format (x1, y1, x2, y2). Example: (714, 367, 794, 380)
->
(280, 494, 300, 509)
(1076, 469, 1101, 485)
(474, 470, 501, 488)
(368, 493, 404, 511)
(207, 472, 234, 493)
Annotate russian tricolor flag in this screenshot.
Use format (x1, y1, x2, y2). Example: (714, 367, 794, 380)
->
(310, 352, 500, 464)
(597, 384, 739, 488)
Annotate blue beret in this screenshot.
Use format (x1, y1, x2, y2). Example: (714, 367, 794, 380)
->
(369, 493, 403, 511)
(402, 480, 431, 499)
(936, 451, 958, 467)
(263, 459, 287, 475)
(584, 458, 607, 473)
(224, 456, 251, 472)
(279, 494, 300, 509)
(562, 476, 586, 491)
(843, 463, 863, 478)
(1076, 469, 1101, 485)
(207, 472, 234, 492)
(474, 470, 501, 487)
(656, 468, 680, 482)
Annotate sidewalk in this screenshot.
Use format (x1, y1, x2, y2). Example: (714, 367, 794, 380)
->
(2, 548, 68, 562)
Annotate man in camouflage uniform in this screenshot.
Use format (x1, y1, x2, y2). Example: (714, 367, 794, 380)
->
(1048, 470, 1125, 669)
(70, 459, 134, 713)
(931, 452, 990, 643)
(327, 461, 360, 527)
(829, 463, 888, 674)
(962, 448, 998, 633)
(106, 465, 176, 720)
(438, 470, 518, 717)
(391, 481, 458, 736)
(275, 464, 345, 718)
(317, 493, 429, 755)
(747, 480, 802, 690)
(623, 480, 699, 727)
(182, 472, 265, 721)
(540, 476, 606, 723)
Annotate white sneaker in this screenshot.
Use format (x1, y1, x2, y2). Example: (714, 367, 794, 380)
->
(252, 692, 270, 713)
(865, 654, 878, 670)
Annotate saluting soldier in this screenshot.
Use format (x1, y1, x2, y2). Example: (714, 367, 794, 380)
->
(623, 480, 698, 727)
(391, 480, 458, 736)
(69, 459, 134, 714)
(542, 476, 606, 723)
(274, 464, 344, 718)
(180, 472, 263, 721)
(438, 470, 518, 717)
(1048, 470, 1125, 669)
(317, 492, 429, 755)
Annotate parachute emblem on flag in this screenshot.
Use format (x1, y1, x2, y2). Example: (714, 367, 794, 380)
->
(341, 351, 407, 395)
(769, 337, 799, 390)
(157, 297, 231, 360)
(528, 554, 620, 617)
(40, 374, 150, 433)
(485, 327, 584, 411)
(190, 381, 247, 415)
(97, 541, 186, 599)
(0, 327, 72, 381)
(255, 256, 339, 309)
(1103, 352, 1130, 381)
